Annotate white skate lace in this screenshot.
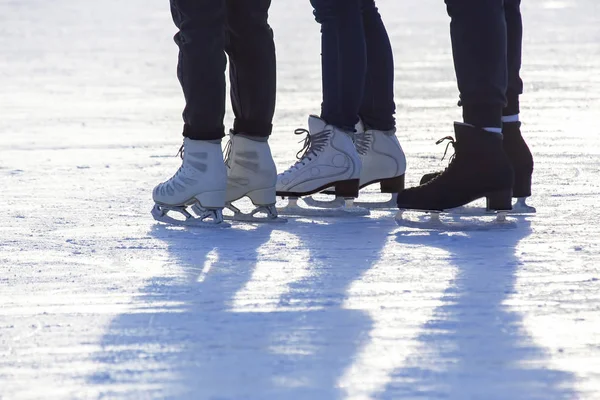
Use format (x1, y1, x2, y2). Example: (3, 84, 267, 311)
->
(161, 142, 193, 189)
(354, 131, 372, 156)
(223, 139, 232, 169)
(281, 128, 330, 175)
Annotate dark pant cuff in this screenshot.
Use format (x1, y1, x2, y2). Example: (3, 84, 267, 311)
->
(232, 119, 272, 137)
(503, 92, 520, 116)
(182, 124, 225, 141)
(462, 103, 503, 128)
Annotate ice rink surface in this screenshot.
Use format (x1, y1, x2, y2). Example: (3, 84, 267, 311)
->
(1, 0, 599, 399)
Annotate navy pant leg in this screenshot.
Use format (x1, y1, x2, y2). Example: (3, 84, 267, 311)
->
(504, 0, 523, 116)
(359, 0, 396, 131)
(171, 0, 227, 140)
(445, 0, 507, 128)
(225, 0, 276, 137)
(311, 0, 366, 131)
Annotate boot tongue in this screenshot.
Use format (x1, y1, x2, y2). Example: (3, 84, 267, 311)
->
(308, 115, 328, 135)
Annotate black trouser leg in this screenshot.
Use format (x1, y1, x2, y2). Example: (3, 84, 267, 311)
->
(311, 0, 367, 131)
(504, 0, 523, 116)
(171, 0, 227, 140)
(445, 0, 507, 128)
(225, 0, 276, 138)
(359, 0, 396, 131)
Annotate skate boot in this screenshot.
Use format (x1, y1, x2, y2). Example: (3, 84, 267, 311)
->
(420, 121, 534, 213)
(152, 137, 228, 227)
(502, 121, 535, 212)
(276, 115, 367, 217)
(396, 123, 514, 224)
(224, 133, 285, 223)
(307, 120, 406, 209)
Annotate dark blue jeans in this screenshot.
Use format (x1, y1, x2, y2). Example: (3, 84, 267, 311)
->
(446, 0, 523, 127)
(170, 0, 276, 140)
(505, 0, 523, 116)
(310, 0, 396, 132)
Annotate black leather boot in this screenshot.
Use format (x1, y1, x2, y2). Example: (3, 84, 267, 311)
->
(398, 123, 514, 211)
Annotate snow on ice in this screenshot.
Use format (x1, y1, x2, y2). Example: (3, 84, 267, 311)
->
(1, 0, 599, 399)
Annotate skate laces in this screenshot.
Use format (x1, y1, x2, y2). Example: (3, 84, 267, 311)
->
(166, 141, 193, 186)
(223, 139, 232, 168)
(355, 131, 372, 155)
(436, 136, 457, 162)
(419, 136, 457, 187)
(282, 128, 329, 174)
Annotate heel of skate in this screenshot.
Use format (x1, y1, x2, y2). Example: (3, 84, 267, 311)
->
(194, 190, 226, 209)
(247, 187, 277, 206)
(485, 189, 513, 211)
(485, 189, 513, 222)
(225, 186, 286, 224)
(334, 179, 360, 198)
(513, 174, 532, 199)
(380, 174, 405, 193)
(512, 197, 536, 214)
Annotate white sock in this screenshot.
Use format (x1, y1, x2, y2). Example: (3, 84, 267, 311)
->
(483, 127, 503, 134)
(502, 114, 520, 123)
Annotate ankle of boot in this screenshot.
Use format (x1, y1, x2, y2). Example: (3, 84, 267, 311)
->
(462, 103, 503, 129)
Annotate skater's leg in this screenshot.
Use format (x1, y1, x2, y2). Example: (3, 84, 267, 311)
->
(310, 0, 366, 131)
(504, 0, 523, 118)
(225, 0, 276, 138)
(354, 0, 405, 193)
(503, 0, 534, 200)
(358, 0, 395, 132)
(152, 1, 228, 225)
(446, 0, 507, 130)
(170, 0, 227, 140)
(396, 0, 514, 212)
(220, 1, 280, 217)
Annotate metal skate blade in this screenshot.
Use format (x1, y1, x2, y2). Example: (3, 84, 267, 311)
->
(276, 198, 369, 218)
(305, 193, 398, 210)
(152, 205, 230, 228)
(354, 193, 398, 210)
(303, 196, 345, 209)
(512, 198, 536, 214)
(441, 203, 535, 217)
(395, 209, 516, 231)
(224, 204, 288, 224)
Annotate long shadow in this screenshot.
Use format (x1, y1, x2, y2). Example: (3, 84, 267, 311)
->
(90, 223, 280, 399)
(91, 213, 397, 399)
(262, 215, 398, 398)
(377, 218, 577, 399)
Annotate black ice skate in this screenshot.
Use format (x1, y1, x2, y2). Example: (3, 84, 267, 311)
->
(420, 121, 535, 214)
(502, 121, 534, 211)
(396, 123, 515, 229)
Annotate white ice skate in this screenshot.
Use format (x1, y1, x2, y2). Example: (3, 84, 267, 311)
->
(305, 120, 406, 209)
(152, 138, 229, 227)
(223, 133, 286, 223)
(276, 115, 368, 217)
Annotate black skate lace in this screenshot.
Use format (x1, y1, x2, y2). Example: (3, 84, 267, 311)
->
(177, 144, 184, 159)
(418, 136, 457, 187)
(283, 128, 330, 174)
(436, 136, 457, 163)
(355, 131, 372, 156)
